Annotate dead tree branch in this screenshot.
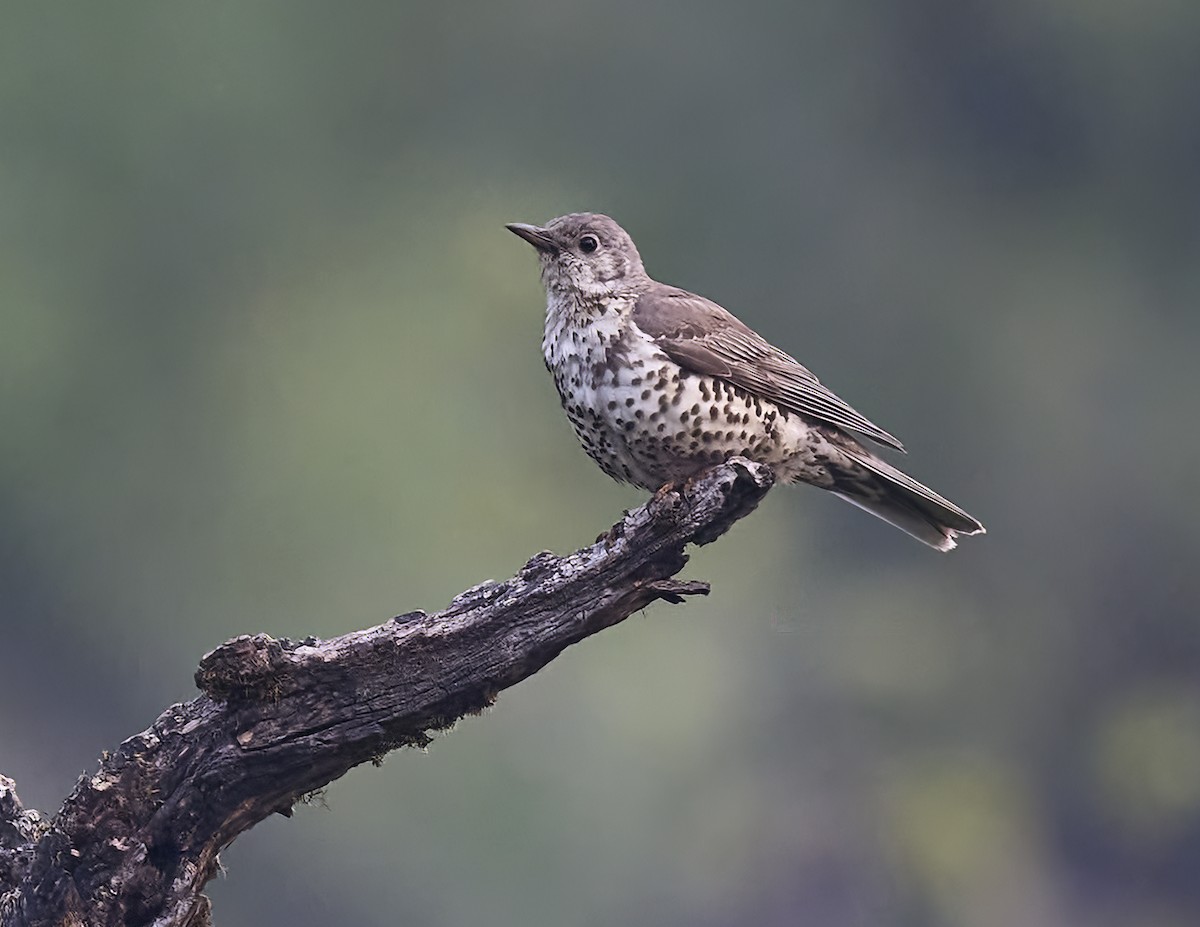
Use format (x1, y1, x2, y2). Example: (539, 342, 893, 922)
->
(0, 458, 773, 927)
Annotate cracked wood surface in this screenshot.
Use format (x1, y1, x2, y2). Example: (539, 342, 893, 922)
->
(0, 459, 773, 927)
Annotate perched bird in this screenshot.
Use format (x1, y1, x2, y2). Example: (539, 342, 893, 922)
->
(507, 213, 985, 551)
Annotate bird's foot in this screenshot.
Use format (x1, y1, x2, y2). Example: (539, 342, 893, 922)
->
(596, 519, 627, 547)
(648, 478, 694, 520)
(651, 479, 680, 504)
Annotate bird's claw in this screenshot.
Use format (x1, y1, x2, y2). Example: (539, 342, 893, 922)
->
(651, 480, 679, 504)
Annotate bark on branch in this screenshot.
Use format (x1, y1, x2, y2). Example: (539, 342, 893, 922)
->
(0, 459, 773, 927)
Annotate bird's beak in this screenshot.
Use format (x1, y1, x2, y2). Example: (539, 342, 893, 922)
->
(505, 222, 559, 254)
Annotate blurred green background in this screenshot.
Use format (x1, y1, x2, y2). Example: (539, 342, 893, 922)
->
(2, 2, 1198, 925)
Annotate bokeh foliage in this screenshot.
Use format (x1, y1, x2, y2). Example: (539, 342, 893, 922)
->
(2, 2, 1198, 925)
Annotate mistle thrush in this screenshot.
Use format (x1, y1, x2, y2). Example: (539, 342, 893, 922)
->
(507, 212, 985, 551)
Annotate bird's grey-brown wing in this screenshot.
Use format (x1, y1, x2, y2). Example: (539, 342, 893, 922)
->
(631, 285, 905, 452)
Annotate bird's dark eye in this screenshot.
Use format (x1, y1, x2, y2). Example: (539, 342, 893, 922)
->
(579, 234, 599, 254)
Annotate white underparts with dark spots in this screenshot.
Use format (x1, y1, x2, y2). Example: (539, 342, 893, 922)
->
(543, 293, 840, 490)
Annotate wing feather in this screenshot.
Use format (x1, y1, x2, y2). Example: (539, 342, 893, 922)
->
(632, 285, 906, 452)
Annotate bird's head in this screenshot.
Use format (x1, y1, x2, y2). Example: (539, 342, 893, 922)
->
(506, 213, 647, 299)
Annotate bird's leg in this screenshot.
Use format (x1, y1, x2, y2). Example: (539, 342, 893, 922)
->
(598, 480, 682, 547)
(596, 521, 625, 546)
(651, 479, 679, 504)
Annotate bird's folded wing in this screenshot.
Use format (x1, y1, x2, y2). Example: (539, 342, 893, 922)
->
(632, 286, 905, 452)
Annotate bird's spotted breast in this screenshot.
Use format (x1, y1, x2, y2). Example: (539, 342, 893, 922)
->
(543, 299, 822, 489)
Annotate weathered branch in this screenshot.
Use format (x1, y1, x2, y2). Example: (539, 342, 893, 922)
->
(0, 459, 773, 927)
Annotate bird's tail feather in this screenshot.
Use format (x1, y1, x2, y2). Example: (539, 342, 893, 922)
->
(831, 449, 985, 552)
